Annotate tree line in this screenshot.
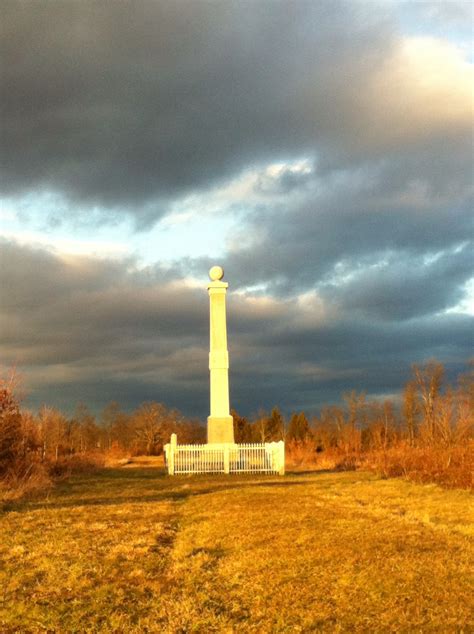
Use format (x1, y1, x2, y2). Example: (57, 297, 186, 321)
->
(234, 360, 473, 452)
(1, 360, 472, 486)
(0, 397, 204, 475)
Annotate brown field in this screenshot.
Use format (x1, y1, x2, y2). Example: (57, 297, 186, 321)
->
(1, 462, 473, 632)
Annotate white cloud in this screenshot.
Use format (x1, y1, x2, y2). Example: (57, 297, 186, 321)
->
(360, 36, 473, 147)
(0, 229, 129, 259)
(445, 278, 474, 316)
(0, 206, 17, 222)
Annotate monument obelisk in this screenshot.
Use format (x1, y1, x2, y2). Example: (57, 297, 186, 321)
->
(207, 265, 234, 444)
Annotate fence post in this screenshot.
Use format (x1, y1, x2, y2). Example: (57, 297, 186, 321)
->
(270, 442, 277, 473)
(223, 445, 230, 474)
(278, 440, 285, 476)
(169, 433, 177, 475)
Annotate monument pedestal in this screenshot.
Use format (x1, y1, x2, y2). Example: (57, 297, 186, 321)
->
(207, 415, 234, 444)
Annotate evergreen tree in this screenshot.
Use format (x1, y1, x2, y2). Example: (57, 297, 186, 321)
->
(267, 406, 285, 441)
(287, 411, 310, 441)
(0, 380, 22, 475)
(232, 409, 253, 442)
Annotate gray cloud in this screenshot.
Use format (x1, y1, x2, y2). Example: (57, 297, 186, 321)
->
(1, 2, 472, 418)
(5, 0, 469, 226)
(191, 165, 473, 303)
(1, 240, 472, 418)
(321, 244, 473, 320)
(401, 0, 473, 28)
(1, 1, 377, 218)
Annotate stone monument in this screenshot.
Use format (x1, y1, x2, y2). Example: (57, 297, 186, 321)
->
(164, 266, 284, 475)
(207, 265, 234, 444)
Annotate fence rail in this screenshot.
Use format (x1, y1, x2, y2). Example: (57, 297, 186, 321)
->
(164, 437, 285, 475)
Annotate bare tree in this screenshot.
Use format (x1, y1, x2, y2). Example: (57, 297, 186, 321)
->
(132, 402, 174, 455)
(412, 361, 444, 444)
(38, 406, 68, 461)
(342, 391, 365, 454)
(403, 380, 419, 447)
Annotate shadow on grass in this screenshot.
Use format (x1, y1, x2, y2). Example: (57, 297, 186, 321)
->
(284, 469, 341, 477)
(2, 467, 344, 514)
(11, 489, 193, 512)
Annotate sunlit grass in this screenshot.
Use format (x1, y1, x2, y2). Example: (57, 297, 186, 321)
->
(1, 467, 472, 632)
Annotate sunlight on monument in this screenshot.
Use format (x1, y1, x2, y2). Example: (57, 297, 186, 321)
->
(164, 267, 285, 475)
(207, 265, 234, 443)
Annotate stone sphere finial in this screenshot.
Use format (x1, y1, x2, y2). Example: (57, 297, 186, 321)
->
(209, 265, 224, 281)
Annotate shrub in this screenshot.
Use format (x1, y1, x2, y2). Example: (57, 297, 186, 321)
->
(363, 442, 474, 489)
(334, 454, 359, 471)
(0, 384, 22, 477)
(48, 453, 105, 479)
(285, 439, 318, 470)
(0, 460, 51, 505)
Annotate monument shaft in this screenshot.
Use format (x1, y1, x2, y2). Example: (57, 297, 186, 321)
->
(207, 271, 234, 444)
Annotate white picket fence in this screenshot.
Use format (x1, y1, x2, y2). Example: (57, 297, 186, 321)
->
(164, 436, 285, 475)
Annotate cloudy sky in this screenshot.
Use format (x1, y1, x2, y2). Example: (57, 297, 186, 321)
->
(1, 0, 473, 420)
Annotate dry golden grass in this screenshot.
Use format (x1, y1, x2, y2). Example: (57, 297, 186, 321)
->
(1, 466, 473, 632)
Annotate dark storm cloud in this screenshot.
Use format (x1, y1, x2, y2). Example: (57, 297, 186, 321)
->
(322, 243, 473, 320)
(1, 1, 472, 417)
(184, 64, 472, 294)
(1, 240, 472, 417)
(0, 239, 205, 364)
(1, 0, 400, 222)
(191, 169, 473, 304)
(0, 239, 211, 413)
(233, 311, 473, 413)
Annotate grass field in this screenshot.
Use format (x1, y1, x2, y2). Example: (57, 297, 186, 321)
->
(1, 464, 473, 633)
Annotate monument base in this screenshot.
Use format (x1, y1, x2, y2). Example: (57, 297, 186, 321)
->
(207, 415, 234, 444)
